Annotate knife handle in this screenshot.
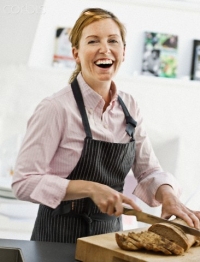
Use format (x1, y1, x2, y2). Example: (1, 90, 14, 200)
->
(123, 207, 138, 216)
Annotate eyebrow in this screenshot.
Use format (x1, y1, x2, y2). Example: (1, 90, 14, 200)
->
(86, 34, 120, 39)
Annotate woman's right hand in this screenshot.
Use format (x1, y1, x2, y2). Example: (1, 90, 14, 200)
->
(90, 182, 142, 216)
(64, 180, 141, 216)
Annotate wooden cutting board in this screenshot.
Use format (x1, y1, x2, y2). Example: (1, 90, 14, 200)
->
(75, 228, 200, 262)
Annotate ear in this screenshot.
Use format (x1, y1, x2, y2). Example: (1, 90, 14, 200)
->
(122, 45, 126, 62)
(72, 47, 80, 63)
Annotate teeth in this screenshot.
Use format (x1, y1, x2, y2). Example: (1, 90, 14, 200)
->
(95, 59, 112, 65)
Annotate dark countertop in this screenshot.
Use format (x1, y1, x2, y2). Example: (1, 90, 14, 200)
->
(0, 238, 78, 262)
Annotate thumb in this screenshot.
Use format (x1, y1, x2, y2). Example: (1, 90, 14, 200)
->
(161, 210, 172, 220)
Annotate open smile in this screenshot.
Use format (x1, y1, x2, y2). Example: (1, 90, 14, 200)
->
(94, 59, 113, 68)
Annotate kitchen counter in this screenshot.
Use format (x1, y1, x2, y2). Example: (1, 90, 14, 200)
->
(0, 238, 78, 262)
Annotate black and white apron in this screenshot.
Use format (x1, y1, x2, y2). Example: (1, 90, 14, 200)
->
(31, 78, 137, 243)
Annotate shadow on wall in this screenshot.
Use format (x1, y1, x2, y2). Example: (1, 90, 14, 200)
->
(124, 129, 180, 198)
(123, 129, 180, 221)
(147, 128, 180, 176)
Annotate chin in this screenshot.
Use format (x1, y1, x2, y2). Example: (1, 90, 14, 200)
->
(97, 73, 114, 82)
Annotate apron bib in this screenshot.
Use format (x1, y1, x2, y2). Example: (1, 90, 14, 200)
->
(31, 78, 137, 243)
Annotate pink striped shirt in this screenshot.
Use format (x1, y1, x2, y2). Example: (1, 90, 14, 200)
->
(12, 73, 181, 208)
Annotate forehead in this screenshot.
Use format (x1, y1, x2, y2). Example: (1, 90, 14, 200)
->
(81, 18, 121, 38)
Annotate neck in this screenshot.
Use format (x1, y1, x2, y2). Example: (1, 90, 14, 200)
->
(83, 77, 112, 111)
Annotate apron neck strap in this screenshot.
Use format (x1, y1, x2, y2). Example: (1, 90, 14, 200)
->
(118, 95, 137, 138)
(71, 78, 93, 138)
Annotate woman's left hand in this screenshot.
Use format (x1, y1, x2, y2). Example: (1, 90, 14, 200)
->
(156, 185, 200, 229)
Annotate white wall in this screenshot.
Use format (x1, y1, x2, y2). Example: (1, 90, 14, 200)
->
(118, 76, 200, 208)
(27, 0, 200, 207)
(1, 64, 200, 209)
(1, 0, 200, 210)
(0, 0, 45, 65)
(29, 0, 200, 78)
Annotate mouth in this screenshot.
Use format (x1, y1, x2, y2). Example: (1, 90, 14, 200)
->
(94, 59, 113, 68)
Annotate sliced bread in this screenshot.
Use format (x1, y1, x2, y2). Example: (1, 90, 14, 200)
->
(148, 218, 197, 251)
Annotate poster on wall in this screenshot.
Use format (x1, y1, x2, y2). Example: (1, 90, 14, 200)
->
(52, 27, 76, 69)
(190, 40, 200, 81)
(141, 31, 178, 78)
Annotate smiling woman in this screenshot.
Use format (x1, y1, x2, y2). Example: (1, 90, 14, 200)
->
(68, 8, 126, 88)
(71, 18, 125, 106)
(11, 7, 200, 244)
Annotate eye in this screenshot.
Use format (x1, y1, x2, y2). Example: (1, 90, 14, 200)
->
(88, 40, 98, 44)
(108, 39, 118, 44)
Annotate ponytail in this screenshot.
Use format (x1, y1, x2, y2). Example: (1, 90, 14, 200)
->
(68, 64, 81, 83)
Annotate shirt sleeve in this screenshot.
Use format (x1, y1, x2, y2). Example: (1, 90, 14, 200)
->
(12, 99, 69, 208)
(131, 100, 182, 206)
(133, 171, 182, 206)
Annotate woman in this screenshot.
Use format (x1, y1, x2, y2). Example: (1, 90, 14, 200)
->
(12, 8, 200, 243)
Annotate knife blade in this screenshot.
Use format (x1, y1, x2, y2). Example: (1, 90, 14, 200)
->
(123, 207, 200, 237)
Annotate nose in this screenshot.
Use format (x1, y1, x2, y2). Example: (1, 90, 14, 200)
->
(99, 42, 110, 54)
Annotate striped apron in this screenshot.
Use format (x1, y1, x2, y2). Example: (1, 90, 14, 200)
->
(31, 78, 137, 243)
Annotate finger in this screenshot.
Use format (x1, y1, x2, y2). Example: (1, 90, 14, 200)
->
(194, 212, 200, 221)
(187, 212, 200, 229)
(98, 202, 107, 214)
(176, 207, 200, 228)
(106, 204, 116, 216)
(188, 209, 200, 221)
(175, 212, 197, 228)
(122, 196, 142, 211)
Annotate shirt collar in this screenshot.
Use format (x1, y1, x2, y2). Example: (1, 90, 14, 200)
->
(76, 73, 118, 110)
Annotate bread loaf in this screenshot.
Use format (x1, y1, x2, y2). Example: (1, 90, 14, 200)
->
(128, 231, 184, 255)
(115, 233, 139, 251)
(116, 218, 200, 255)
(148, 218, 199, 251)
(115, 230, 184, 255)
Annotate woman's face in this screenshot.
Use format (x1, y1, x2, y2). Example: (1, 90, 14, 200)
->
(72, 18, 125, 87)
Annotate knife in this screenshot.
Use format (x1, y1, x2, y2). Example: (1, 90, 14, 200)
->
(123, 207, 200, 237)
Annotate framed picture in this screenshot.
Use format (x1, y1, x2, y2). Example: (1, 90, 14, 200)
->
(141, 31, 178, 78)
(52, 27, 76, 69)
(190, 40, 200, 81)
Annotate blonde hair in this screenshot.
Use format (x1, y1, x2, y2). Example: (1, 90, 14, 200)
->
(68, 8, 126, 83)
